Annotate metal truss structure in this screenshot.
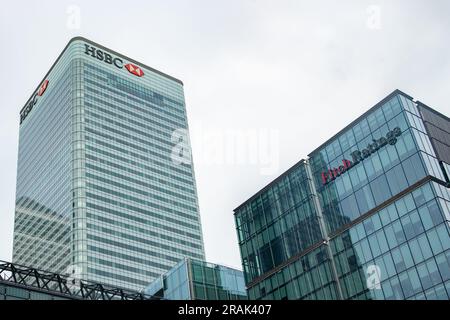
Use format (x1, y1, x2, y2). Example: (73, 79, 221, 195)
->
(0, 260, 161, 300)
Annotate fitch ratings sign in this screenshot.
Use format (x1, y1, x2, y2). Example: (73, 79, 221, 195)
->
(320, 127, 402, 185)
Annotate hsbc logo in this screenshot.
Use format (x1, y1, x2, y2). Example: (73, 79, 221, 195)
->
(84, 44, 123, 68)
(20, 80, 49, 124)
(37, 79, 49, 96)
(124, 63, 144, 77)
(84, 44, 144, 77)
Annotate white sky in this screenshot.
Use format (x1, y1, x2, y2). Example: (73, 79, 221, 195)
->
(0, 0, 449, 270)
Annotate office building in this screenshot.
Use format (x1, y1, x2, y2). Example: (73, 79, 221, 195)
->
(13, 37, 205, 291)
(234, 90, 450, 300)
(144, 258, 247, 300)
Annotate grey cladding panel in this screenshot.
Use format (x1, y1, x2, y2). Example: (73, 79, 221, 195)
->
(418, 104, 450, 165)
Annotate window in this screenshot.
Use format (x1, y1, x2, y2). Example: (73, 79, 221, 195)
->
(386, 204, 399, 223)
(399, 243, 414, 270)
(419, 201, 439, 230)
(408, 239, 424, 264)
(418, 234, 433, 261)
(392, 245, 412, 273)
(417, 262, 433, 290)
(353, 118, 370, 143)
(402, 153, 426, 186)
(382, 252, 397, 278)
(426, 259, 442, 287)
(259, 244, 274, 274)
(368, 233, 381, 258)
(399, 271, 414, 298)
(393, 220, 407, 245)
(412, 184, 430, 207)
(376, 230, 389, 255)
(355, 185, 375, 215)
(410, 210, 424, 236)
(340, 194, 360, 221)
(382, 279, 395, 300)
(386, 164, 408, 196)
(364, 218, 375, 235)
(360, 239, 373, 263)
(271, 237, 286, 266)
(355, 223, 366, 241)
(429, 201, 444, 227)
(401, 215, 415, 240)
(407, 268, 423, 296)
(436, 224, 450, 251)
(427, 228, 444, 255)
(435, 252, 450, 282)
(370, 175, 391, 205)
(390, 276, 404, 299)
(384, 224, 398, 249)
(194, 284, 206, 300)
(191, 263, 204, 282)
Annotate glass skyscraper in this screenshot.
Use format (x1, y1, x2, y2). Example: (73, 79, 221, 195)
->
(13, 37, 205, 291)
(234, 90, 450, 300)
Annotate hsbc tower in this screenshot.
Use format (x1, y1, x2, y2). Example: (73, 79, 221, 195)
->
(12, 37, 205, 291)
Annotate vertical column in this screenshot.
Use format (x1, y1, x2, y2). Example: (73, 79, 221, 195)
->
(71, 57, 87, 281)
(304, 160, 344, 300)
(186, 258, 195, 300)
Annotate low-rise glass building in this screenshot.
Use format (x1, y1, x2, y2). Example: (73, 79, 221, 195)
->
(144, 258, 247, 300)
(234, 90, 450, 300)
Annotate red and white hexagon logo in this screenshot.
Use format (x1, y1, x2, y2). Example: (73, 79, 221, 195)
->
(37, 80, 49, 96)
(124, 63, 144, 77)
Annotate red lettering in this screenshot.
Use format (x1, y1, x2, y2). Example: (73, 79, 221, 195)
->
(321, 172, 328, 185)
(343, 159, 352, 169)
(332, 168, 340, 178)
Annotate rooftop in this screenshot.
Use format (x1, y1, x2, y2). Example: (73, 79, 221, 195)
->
(20, 36, 183, 115)
(233, 89, 417, 213)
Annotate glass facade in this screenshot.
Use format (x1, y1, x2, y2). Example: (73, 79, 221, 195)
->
(0, 283, 70, 300)
(330, 181, 450, 299)
(234, 90, 450, 300)
(13, 37, 205, 292)
(144, 258, 248, 300)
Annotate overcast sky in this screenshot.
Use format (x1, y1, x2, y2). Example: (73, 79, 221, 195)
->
(0, 0, 449, 271)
